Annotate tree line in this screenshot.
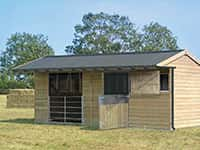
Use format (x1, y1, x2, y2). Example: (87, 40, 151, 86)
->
(0, 12, 179, 89)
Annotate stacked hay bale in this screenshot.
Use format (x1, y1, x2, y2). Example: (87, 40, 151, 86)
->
(7, 89, 34, 108)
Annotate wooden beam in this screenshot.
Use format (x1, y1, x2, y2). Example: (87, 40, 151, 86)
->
(118, 67, 132, 71)
(95, 68, 105, 71)
(72, 68, 83, 72)
(35, 69, 48, 72)
(61, 69, 73, 72)
(134, 66, 145, 70)
(106, 67, 119, 71)
(48, 69, 60, 72)
(84, 68, 95, 71)
(143, 66, 158, 70)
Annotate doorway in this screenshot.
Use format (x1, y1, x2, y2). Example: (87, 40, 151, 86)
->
(48, 72, 82, 123)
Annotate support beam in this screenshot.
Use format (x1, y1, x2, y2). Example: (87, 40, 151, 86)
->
(72, 68, 83, 72)
(170, 68, 175, 130)
(118, 67, 132, 71)
(84, 68, 95, 71)
(95, 68, 105, 71)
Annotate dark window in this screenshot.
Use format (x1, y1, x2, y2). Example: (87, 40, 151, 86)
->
(104, 72, 128, 95)
(49, 73, 82, 96)
(160, 74, 169, 91)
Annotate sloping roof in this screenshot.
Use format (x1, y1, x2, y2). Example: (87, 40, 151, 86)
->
(14, 50, 183, 71)
(157, 49, 200, 66)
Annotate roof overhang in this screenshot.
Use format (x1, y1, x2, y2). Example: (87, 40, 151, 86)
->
(14, 65, 175, 73)
(13, 50, 183, 73)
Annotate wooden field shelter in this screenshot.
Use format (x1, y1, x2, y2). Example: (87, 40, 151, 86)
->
(15, 49, 200, 130)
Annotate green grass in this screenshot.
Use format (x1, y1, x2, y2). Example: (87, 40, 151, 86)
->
(0, 95, 200, 150)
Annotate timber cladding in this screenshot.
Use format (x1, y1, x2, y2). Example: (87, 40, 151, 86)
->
(129, 94, 171, 129)
(99, 95, 129, 129)
(130, 70, 160, 95)
(128, 71, 171, 129)
(82, 71, 104, 128)
(168, 55, 200, 128)
(99, 103, 128, 129)
(34, 72, 49, 123)
(7, 89, 34, 108)
(33, 70, 172, 130)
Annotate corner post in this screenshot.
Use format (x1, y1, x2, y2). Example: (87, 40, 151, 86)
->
(171, 68, 175, 130)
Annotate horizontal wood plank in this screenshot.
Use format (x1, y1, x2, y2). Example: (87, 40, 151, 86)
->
(168, 55, 200, 128)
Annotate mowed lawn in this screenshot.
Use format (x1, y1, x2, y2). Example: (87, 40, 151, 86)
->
(0, 95, 200, 150)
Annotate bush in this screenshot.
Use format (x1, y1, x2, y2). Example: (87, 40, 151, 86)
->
(7, 80, 28, 89)
(0, 79, 30, 90)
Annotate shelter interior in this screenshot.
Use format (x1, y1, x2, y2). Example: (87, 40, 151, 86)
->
(48, 72, 82, 123)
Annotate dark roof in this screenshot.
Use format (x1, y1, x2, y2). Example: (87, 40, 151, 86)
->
(15, 50, 183, 71)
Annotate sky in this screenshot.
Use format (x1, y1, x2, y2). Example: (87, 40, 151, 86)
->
(0, 0, 200, 57)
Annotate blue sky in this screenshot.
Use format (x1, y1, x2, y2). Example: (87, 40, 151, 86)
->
(0, 0, 200, 57)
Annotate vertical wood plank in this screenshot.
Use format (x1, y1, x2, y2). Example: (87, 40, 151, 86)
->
(99, 103, 128, 129)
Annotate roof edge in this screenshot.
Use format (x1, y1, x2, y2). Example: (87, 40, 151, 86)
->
(46, 49, 184, 58)
(13, 56, 47, 71)
(13, 49, 183, 72)
(14, 65, 176, 73)
(157, 49, 200, 66)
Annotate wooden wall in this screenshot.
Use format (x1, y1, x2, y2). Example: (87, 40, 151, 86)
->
(32, 69, 176, 129)
(82, 71, 103, 128)
(99, 103, 128, 129)
(128, 70, 171, 129)
(34, 72, 49, 123)
(131, 70, 160, 95)
(168, 55, 200, 128)
(34, 71, 104, 127)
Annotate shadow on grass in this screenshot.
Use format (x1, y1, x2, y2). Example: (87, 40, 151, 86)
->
(0, 118, 99, 130)
(0, 118, 35, 124)
(80, 126, 99, 131)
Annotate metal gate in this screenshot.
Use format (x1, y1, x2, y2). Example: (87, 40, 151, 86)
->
(48, 96, 83, 123)
(48, 72, 83, 124)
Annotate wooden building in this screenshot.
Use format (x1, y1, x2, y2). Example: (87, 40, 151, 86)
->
(14, 49, 200, 130)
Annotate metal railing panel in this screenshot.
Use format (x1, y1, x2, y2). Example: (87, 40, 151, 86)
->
(48, 96, 82, 123)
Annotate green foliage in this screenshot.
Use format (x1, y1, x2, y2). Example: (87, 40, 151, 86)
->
(66, 12, 179, 54)
(1, 32, 54, 69)
(66, 12, 142, 54)
(0, 79, 27, 89)
(0, 32, 54, 89)
(141, 22, 178, 51)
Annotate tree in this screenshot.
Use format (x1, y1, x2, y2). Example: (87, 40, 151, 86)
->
(66, 12, 179, 54)
(0, 32, 54, 89)
(141, 22, 178, 51)
(65, 12, 142, 54)
(1, 32, 54, 70)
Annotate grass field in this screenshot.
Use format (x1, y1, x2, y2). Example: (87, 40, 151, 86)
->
(0, 95, 200, 150)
